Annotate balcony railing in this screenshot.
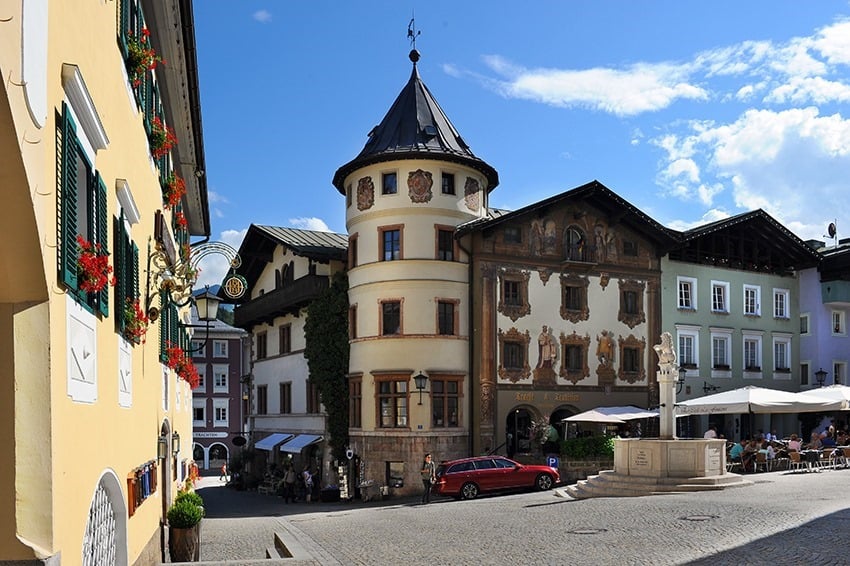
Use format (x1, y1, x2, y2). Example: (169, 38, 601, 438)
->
(234, 274, 329, 328)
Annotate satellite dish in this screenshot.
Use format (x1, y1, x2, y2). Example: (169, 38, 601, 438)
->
(828, 222, 837, 238)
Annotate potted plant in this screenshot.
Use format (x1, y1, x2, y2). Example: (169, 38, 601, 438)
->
(167, 492, 204, 562)
(149, 116, 177, 159)
(163, 173, 186, 209)
(76, 235, 113, 294)
(123, 297, 149, 344)
(165, 342, 200, 388)
(125, 28, 163, 87)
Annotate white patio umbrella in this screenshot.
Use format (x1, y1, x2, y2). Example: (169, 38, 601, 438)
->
(800, 384, 850, 404)
(675, 385, 846, 416)
(563, 406, 659, 424)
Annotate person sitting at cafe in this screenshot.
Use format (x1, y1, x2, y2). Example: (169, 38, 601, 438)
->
(729, 439, 745, 461)
(806, 432, 823, 450)
(787, 434, 802, 452)
(822, 432, 837, 448)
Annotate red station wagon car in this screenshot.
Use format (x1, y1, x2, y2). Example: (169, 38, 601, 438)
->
(434, 456, 560, 500)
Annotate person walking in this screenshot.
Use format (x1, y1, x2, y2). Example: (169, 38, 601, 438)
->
(420, 453, 436, 504)
(283, 465, 297, 503)
(220, 463, 229, 482)
(302, 465, 314, 503)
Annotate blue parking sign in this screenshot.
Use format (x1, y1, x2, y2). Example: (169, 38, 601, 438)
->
(547, 456, 559, 469)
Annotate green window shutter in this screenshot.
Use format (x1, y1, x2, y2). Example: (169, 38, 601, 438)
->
(57, 103, 79, 289)
(118, 0, 130, 56)
(114, 214, 126, 334)
(96, 173, 109, 316)
(159, 290, 167, 362)
(131, 242, 139, 300)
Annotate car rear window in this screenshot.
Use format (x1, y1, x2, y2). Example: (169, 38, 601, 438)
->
(436, 465, 446, 476)
(448, 461, 474, 473)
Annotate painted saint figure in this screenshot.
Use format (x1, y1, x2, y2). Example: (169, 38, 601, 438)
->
(596, 330, 614, 367)
(537, 325, 557, 369)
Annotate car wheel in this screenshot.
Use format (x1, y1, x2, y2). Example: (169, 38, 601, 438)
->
(460, 482, 479, 500)
(535, 473, 554, 491)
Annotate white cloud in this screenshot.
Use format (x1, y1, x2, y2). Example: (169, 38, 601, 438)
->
(654, 106, 850, 238)
(288, 217, 332, 232)
(479, 56, 708, 116)
(811, 19, 850, 65)
(253, 10, 272, 23)
(208, 190, 229, 204)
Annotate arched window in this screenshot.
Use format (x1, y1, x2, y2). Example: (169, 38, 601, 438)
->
(82, 472, 128, 566)
(564, 227, 587, 262)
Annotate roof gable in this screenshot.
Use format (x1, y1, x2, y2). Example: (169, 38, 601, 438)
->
(235, 224, 347, 286)
(670, 209, 820, 273)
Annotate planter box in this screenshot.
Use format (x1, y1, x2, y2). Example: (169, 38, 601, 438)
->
(169, 523, 200, 562)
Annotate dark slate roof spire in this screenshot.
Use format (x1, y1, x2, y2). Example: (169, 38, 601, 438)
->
(332, 48, 499, 194)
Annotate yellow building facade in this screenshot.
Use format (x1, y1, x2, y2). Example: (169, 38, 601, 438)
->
(0, 1, 209, 564)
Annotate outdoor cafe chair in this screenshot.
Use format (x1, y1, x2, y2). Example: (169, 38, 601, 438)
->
(788, 451, 805, 473)
(754, 452, 771, 473)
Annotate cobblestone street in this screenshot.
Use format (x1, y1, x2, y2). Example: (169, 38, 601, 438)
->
(193, 466, 850, 565)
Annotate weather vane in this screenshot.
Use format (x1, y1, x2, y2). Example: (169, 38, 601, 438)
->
(407, 14, 421, 50)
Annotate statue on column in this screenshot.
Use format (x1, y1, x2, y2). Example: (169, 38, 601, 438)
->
(653, 331, 677, 374)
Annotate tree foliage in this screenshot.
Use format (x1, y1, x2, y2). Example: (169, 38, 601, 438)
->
(304, 272, 350, 460)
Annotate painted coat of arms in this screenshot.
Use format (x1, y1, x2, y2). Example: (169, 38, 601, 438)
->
(407, 169, 433, 203)
(357, 176, 375, 210)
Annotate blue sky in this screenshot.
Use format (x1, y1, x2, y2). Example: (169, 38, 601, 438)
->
(192, 1, 850, 286)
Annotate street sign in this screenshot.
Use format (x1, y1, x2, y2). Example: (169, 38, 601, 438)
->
(547, 456, 559, 469)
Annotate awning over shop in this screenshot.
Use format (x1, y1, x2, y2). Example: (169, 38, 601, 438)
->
(279, 434, 323, 454)
(254, 433, 293, 451)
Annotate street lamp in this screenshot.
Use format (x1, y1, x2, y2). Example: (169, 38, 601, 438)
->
(171, 431, 181, 456)
(182, 286, 222, 354)
(676, 366, 687, 394)
(815, 368, 828, 387)
(413, 372, 428, 405)
(157, 433, 168, 460)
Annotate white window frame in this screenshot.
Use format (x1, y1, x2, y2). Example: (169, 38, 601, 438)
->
(191, 340, 206, 357)
(772, 333, 792, 379)
(677, 276, 698, 311)
(162, 366, 169, 411)
(709, 327, 733, 379)
(193, 398, 206, 427)
(800, 313, 810, 336)
(213, 340, 228, 358)
(773, 288, 790, 320)
(213, 399, 229, 427)
(743, 284, 761, 317)
(213, 364, 228, 393)
(196, 365, 206, 390)
(832, 311, 846, 336)
(711, 280, 730, 314)
(742, 330, 764, 377)
(675, 324, 700, 371)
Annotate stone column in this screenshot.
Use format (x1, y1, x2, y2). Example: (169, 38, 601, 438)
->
(653, 332, 678, 440)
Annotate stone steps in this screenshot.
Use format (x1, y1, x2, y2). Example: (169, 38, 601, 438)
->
(564, 470, 751, 499)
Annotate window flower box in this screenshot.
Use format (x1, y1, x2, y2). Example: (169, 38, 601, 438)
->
(76, 235, 113, 294)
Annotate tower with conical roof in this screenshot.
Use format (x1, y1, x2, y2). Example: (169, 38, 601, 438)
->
(333, 47, 498, 493)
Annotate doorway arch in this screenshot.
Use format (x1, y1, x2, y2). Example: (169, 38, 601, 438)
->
(505, 405, 539, 457)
